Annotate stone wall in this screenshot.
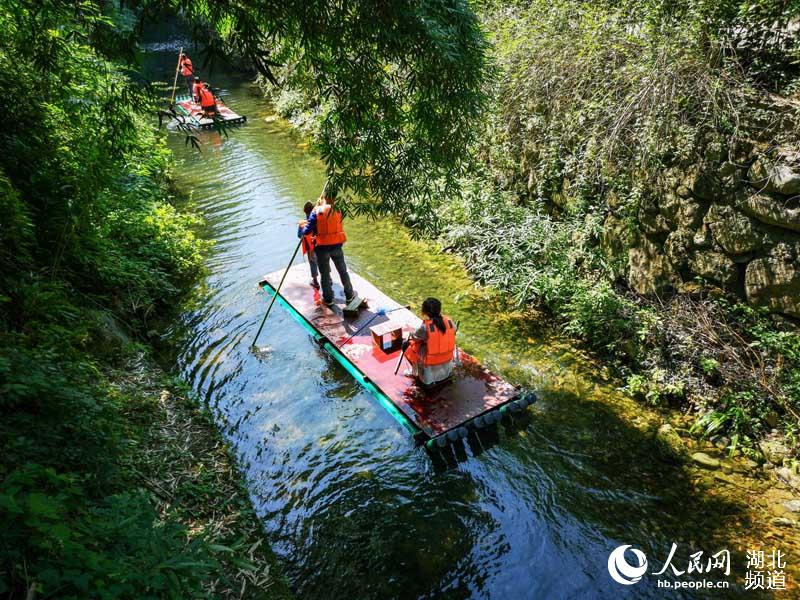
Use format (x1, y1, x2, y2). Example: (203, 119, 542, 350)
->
(605, 148, 800, 318)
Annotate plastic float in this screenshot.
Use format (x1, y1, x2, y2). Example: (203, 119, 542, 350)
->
(174, 94, 247, 129)
(259, 265, 536, 449)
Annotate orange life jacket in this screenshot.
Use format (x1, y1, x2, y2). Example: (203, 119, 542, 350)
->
(315, 204, 347, 246)
(198, 86, 215, 108)
(301, 233, 315, 255)
(423, 316, 456, 366)
(181, 58, 193, 77)
(192, 81, 202, 100)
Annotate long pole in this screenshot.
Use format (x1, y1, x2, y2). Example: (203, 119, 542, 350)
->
(394, 336, 408, 375)
(170, 47, 183, 106)
(252, 237, 303, 348)
(454, 320, 461, 364)
(252, 181, 328, 348)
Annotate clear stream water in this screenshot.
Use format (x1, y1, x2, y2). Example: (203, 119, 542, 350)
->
(145, 43, 766, 600)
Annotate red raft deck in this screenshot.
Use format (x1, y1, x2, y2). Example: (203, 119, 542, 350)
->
(259, 265, 535, 449)
(174, 94, 247, 129)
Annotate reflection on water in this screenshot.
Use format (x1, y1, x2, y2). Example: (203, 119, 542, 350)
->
(146, 43, 759, 599)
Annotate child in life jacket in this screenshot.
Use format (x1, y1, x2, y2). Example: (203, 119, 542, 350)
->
(403, 297, 457, 386)
(297, 201, 320, 289)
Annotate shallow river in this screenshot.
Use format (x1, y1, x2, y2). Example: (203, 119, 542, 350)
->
(145, 43, 770, 600)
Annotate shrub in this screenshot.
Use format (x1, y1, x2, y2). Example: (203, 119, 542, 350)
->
(437, 0, 800, 443)
(0, 465, 218, 599)
(440, 177, 653, 357)
(477, 0, 797, 210)
(0, 2, 213, 596)
(562, 281, 638, 354)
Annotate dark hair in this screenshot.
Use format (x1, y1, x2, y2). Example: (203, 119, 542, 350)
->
(194, 76, 201, 82)
(303, 201, 314, 217)
(422, 298, 446, 333)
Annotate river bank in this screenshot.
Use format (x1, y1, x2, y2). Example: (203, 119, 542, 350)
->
(1, 318, 295, 599)
(109, 346, 294, 600)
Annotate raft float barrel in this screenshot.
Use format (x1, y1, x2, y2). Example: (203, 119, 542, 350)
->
(424, 391, 537, 450)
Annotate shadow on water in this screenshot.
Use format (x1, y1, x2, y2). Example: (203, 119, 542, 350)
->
(141, 38, 779, 600)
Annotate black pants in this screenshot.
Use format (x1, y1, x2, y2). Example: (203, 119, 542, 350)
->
(185, 76, 194, 98)
(314, 245, 354, 303)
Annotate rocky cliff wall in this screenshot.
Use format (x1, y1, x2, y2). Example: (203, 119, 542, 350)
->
(605, 148, 800, 318)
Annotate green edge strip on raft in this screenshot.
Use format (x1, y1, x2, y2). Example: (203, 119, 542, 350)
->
(258, 283, 421, 437)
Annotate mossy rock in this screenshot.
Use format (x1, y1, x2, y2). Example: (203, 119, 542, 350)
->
(691, 451, 721, 469)
(653, 423, 687, 462)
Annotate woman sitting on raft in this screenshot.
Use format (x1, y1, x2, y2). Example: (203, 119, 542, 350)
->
(402, 298, 458, 386)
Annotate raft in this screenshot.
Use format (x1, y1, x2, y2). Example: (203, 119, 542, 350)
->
(258, 265, 535, 449)
(174, 94, 247, 129)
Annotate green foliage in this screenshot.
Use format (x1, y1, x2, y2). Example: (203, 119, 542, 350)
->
(631, 295, 800, 445)
(624, 370, 685, 406)
(432, 0, 800, 445)
(0, 175, 33, 280)
(733, 303, 800, 414)
(273, 88, 321, 137)
(176, 0, 489, 232)
(476, 0, 760, 211)
(0, 2, 225, 597)
(562, 281, 639, 353)
(440, 178, 650, 356)
(700, 356, 720, 377)
(691, 399, 751, 440)
(1, 465, 218, 599)
(0, 2, 207, 326)
(623, 0, 800, 90)
(0, 329, 236, 597)
(1, 339, 117, 483)
(432, 0, 799, 364)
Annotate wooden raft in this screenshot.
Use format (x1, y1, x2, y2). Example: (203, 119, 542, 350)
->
(174, 95, 247, 129)
(259, 265, 531, 446)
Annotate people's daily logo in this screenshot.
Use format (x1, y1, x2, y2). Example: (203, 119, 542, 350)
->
(606, 543, 786, 590)
(607, 545, 648, 585)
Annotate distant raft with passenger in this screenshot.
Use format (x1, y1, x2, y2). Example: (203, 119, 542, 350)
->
(169, 52, 247, 130)
(173, 92, 247, 129)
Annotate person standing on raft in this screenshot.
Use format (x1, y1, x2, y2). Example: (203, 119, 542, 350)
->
(402, 298, 457, 386)
(297, 201, 320, 290)
(299, 189, 356, 307)
(179, 53, 194, 97)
